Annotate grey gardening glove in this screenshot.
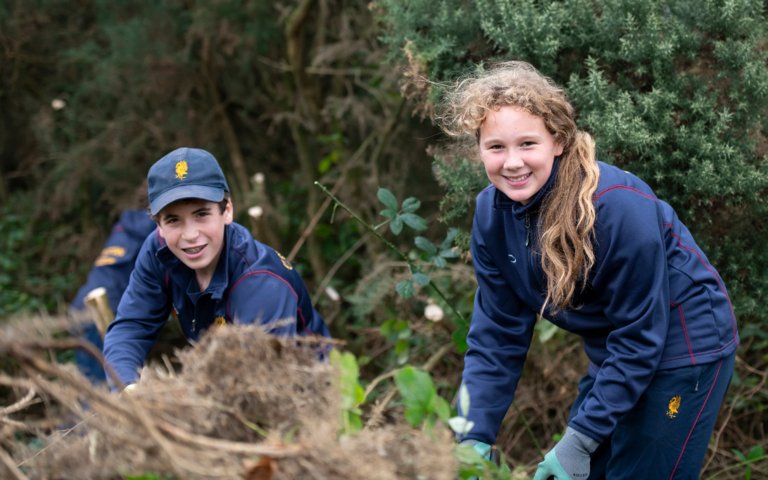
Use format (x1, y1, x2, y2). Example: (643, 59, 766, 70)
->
(461, 439, 493, 460)
(460, 440, 494, 480)
(533, 427, 599, 480)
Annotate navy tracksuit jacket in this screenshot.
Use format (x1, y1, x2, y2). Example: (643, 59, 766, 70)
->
(70, 210, 157, 382)
(462, 159, 739, 445)
(103, 221, 329, 385)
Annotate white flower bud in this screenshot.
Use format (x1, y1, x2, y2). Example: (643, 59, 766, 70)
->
(325, 286, 340, 302)
(248, 206, 263, 219)
(424, 303, 444, 322)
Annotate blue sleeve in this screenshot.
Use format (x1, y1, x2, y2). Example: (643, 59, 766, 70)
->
(71, 224, 151, 311)
(461, 220, 537, 444)
(70, 213, 155, 383)
(70, 238, 138, 383)
(227, 271, 300, 336)
(102, 241, 170, 385)
(570, 188, 669, 442)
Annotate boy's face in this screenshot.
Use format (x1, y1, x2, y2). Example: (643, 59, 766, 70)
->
(156, 199, 233, 280)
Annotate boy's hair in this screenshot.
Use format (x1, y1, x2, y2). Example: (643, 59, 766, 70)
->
(150, 194, 231, 223)
(439, 61, 600, 314)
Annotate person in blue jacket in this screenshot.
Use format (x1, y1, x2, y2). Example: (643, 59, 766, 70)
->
(438, 61, 739, 479)
(103, 147, 330, 389)
(70, 195, 156, 383)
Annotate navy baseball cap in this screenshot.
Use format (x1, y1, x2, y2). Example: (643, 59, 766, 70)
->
(147, 147, 230, 215)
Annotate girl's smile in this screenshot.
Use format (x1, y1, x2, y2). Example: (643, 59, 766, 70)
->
(478, 106, 563, 204)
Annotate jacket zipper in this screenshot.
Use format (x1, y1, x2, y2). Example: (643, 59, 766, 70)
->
(525, 212, 531, 247)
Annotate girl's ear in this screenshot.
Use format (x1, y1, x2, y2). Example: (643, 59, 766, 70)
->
(554, 142, 564, 157)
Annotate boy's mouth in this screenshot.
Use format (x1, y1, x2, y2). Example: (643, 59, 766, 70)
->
(183, 245, 206, 255)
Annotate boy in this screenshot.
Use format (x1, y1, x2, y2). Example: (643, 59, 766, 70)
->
(70, 205, 156, 383)
(103, 147, 330, 388)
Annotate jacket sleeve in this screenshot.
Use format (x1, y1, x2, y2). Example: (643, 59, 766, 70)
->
(70, 214, 154, 383)
(569, 187, 669, 442)
(226, 270, 300, 335)
(103, 241, 170, 386)
(461, 216, 537, 444)
(71, 216, 153, 312)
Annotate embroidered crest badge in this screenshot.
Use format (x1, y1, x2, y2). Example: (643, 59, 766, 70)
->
(214, 316, 227, 327)
(94, 246, 127, 266)
(275, 250, 293, 270)
(666, 395, 682, 419)
(175, 159, 188, 180)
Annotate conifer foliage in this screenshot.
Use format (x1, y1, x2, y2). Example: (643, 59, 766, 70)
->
(378, 0, 768, 328)
(377, 0, 768, 476)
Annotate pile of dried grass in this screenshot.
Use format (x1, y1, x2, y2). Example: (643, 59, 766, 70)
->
(0, 317, 456, 479)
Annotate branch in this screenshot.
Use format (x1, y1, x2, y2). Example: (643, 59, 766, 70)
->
(314, 182, 467, 324)
(0, 388, 38, 417)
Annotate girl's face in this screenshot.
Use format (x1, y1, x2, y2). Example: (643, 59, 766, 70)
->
(478, 106, 563, 204)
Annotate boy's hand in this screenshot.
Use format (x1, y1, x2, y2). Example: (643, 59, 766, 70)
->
(533, 427, 598, 480)
(121, 383, 138, 394)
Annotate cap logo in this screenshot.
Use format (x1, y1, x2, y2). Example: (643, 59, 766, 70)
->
(175, 160, 188, 180)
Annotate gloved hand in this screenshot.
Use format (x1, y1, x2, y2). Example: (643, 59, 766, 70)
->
(461, 439, 493, 460)
(533, 427, 599, 480)
(460, 440, 494, 480)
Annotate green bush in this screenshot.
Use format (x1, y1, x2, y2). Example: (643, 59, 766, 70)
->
(378, 0, 768, 477)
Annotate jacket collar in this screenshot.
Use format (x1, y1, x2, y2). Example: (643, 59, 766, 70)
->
(492, 156, 561, 219)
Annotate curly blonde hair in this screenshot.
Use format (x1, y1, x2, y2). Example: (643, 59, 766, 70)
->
(438, 61, 600, 314)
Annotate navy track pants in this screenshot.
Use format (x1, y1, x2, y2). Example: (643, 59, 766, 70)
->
(569, 352, 735, 480)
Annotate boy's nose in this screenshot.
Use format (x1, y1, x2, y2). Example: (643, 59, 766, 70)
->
(181, 226, 199, 240)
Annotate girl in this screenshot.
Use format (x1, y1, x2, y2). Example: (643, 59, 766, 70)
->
(439, 62, 738, 479)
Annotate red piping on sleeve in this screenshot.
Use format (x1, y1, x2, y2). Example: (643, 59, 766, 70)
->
(226, 270, 300, 325)
(671, 303, 696, 364)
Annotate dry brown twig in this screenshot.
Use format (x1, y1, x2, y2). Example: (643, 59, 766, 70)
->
(1, 318, 456, 479)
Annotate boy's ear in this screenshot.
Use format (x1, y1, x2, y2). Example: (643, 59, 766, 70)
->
(224, 198, 234, 224)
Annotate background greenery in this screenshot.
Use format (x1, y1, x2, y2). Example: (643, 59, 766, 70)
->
(1, 0, 766, 478)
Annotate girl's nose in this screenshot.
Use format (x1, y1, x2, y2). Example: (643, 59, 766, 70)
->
(502, 152, 523, 170)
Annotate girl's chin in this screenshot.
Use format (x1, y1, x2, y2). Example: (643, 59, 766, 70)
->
(498, 187, 533, 204)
